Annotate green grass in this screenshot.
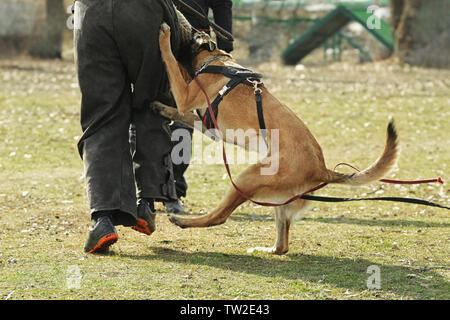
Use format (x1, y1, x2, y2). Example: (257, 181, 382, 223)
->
(0, 56, 449, 300)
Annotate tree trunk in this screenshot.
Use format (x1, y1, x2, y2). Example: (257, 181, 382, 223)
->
(394, 0, 422, 62)
(390, 0, 405, 33)
(28, 0, 66, 59)
(392, 0, 450, 68)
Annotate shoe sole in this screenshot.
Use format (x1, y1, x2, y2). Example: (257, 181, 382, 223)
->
(88, 233, 119, 253)
(131, 218, 153, 236)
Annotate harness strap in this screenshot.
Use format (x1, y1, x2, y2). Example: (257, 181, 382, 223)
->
(195, 65, 263, 79)
(197, 76, 242, 133)
(195, 65, 265, 137)
(254, 86, 268, 146)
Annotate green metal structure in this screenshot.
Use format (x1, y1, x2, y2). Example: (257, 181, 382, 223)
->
(281, 5, 394, 65)
(232, 0, 390, 10)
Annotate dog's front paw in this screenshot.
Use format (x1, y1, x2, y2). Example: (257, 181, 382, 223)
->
(159, 22, 171, 40)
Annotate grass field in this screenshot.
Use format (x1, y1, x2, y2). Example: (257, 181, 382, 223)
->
(0, 53, 449, 300)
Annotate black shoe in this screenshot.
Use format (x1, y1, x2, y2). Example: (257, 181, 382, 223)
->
(164, 200, 187, 214)
(132, 198, 156, 236)
(84, 215, 118, 253)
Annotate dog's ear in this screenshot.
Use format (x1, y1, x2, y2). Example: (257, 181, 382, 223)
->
(215, 48, 233, 59)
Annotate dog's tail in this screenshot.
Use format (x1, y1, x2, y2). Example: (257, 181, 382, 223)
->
(325, 120, 399, 186)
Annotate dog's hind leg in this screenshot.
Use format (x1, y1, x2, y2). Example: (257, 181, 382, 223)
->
(247, 206, 290, 255)
(169, 186, 246, 228)
(248, 199, 309, 255)
(168, 164, 267, 228)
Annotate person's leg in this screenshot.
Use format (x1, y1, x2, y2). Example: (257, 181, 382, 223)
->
(112, 0, 183, 231)
(130, 107, 178, 234)
(74, 0, 138, 247)
(130, 116, 190, 215)
(164, 121, 193, 213)
(132, 108, 177, 202)
(170, 121, 193, 199)
(113, 0, 180, 203)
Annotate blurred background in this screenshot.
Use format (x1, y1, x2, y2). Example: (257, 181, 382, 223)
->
(0, 0, 449, 68)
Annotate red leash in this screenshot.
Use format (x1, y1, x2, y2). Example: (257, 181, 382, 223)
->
(193, 77, 445, 207)
(333, 162, 444, 185)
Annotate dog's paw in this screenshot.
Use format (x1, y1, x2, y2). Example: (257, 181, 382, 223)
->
(159, 22, 171, 39)
(161, 22, 170, 31)
(151, 102, 163, 112)
(168, 214, 187, 229)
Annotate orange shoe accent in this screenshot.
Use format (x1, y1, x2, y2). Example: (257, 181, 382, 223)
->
(89, 233, 118, 253)
(131, 218, 152, 236)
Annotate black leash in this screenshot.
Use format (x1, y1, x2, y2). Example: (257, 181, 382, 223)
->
(301, 194, 450, 210)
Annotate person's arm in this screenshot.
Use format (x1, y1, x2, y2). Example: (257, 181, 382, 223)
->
(178, 0, 210, 31)
(209, 0, 233, 52)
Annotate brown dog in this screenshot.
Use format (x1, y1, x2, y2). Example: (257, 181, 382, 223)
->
(158, 23, 398, 255)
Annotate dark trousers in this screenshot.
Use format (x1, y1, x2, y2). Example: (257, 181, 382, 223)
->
(130, 121, 193, 200)
(74, 0, 180, 226)
(169, 122, 193, 199)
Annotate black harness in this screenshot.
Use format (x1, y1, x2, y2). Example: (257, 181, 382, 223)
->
(195, 65, 268, 144)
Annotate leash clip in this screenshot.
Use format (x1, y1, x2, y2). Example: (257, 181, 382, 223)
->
(248, 79, 262, 94)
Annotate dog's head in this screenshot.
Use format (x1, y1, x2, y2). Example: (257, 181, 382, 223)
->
(191, 31, 233, 67)
(176, 30, 233, 79)
(192, 31, 217, 53)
